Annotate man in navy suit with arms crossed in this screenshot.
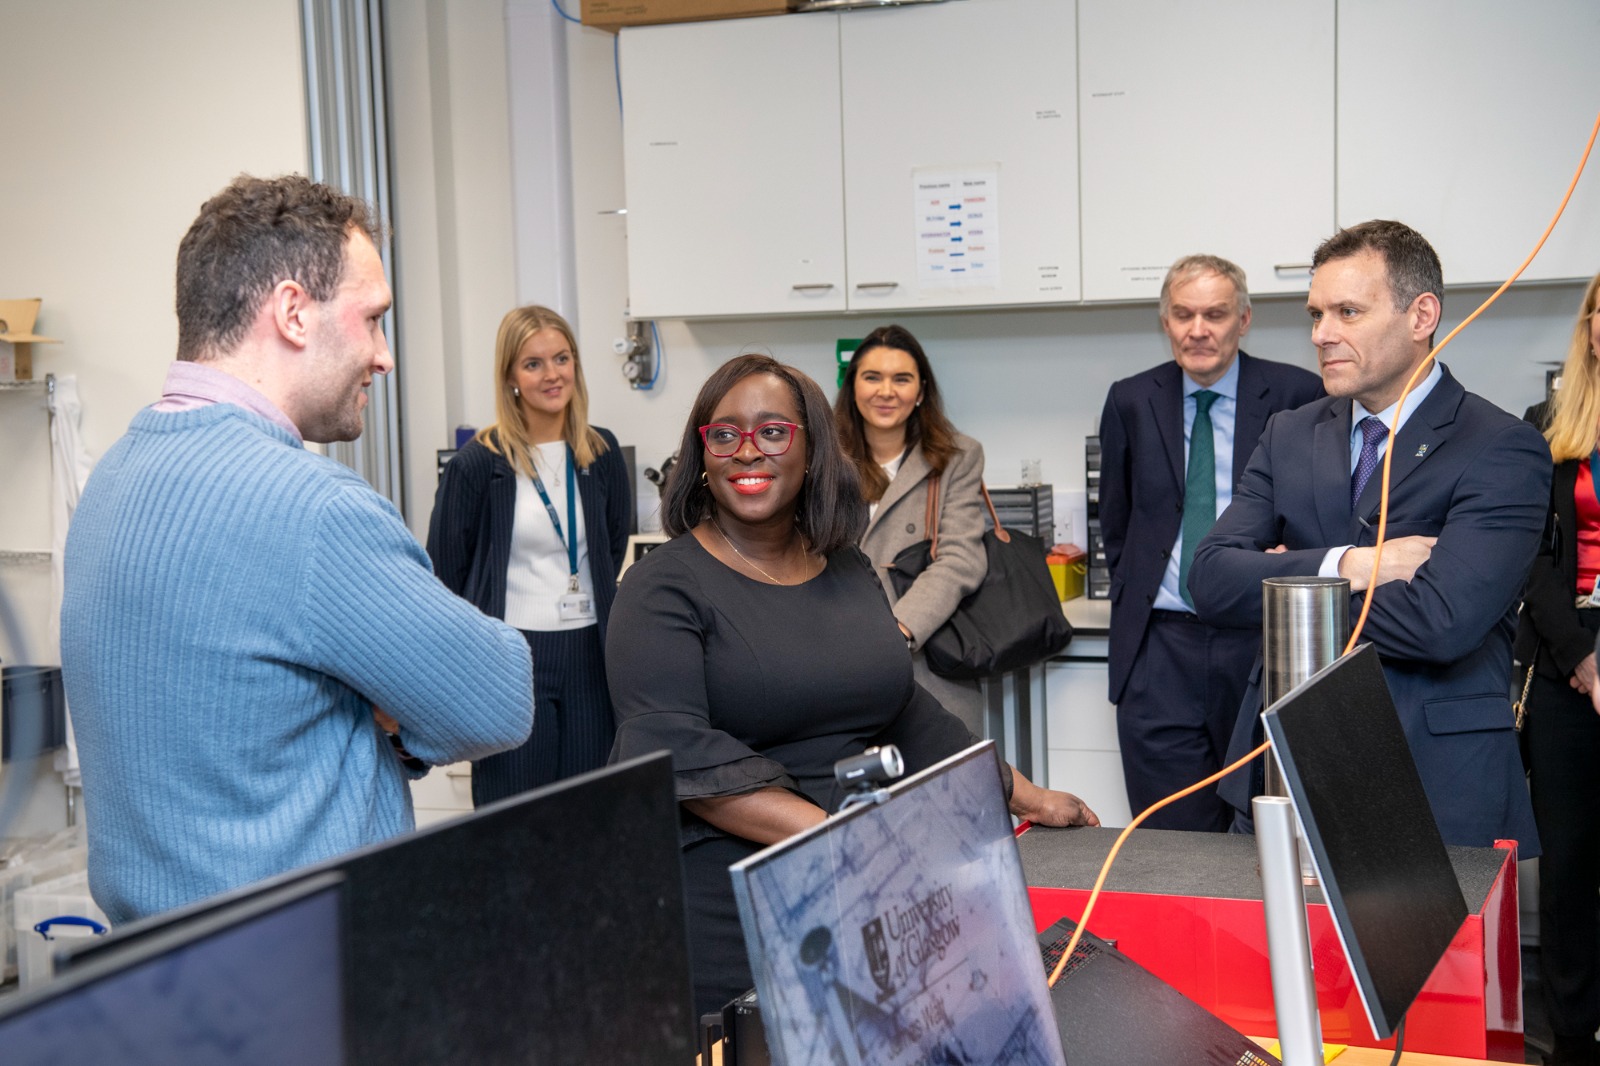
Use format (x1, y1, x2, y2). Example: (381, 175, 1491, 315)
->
(1098, 255, 1322, 831)
(1191, 220, 1548, 852)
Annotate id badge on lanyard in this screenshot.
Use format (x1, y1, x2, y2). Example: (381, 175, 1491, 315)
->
(557, 584, 594, 623)
(532, 448, 596, 623)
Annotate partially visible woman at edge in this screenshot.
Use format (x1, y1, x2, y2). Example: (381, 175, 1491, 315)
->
(1515, 269, 1600, 1066)
(836, 325, 987, 734)
(606, 353, 1097, 1017)
(428, 305, 631, 805)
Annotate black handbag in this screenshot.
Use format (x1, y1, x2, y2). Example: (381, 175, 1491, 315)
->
(887, 476, 1073, 679)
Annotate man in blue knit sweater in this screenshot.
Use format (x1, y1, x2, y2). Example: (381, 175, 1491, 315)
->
(61, 176, 535, 924)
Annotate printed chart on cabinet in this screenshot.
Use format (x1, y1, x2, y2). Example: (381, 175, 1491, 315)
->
(914, 165, 1002, 291)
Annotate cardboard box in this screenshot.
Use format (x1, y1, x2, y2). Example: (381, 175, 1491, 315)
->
(581, 0, 793, 32)
(0, 299, 61, 382)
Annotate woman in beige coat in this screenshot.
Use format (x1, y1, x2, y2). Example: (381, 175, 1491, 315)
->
(836, 325, 988, 734)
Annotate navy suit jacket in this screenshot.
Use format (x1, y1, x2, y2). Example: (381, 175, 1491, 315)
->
(426, 427, 632, 643)
(1190, 365, 1550, 851)
(1098, 352, 1323, 703)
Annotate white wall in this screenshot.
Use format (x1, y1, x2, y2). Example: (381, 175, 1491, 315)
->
(0, 0, 309, 668)
(385, 0, 522, 538)
(0, 0, 307, 833)
(505, 0, 578, 316)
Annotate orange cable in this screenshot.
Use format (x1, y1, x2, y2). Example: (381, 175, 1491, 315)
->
(1347, 105, 1600, 655)
(1049, 106, 1600, 989)
(1048, 737, 1272, 986)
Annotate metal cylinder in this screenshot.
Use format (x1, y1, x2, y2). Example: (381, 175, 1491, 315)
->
(1253, 795, 1325, 1066)
(1262, 577, 1349, 798)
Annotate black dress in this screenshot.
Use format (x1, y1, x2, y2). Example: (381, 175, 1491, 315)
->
(606, 534, 997, 1016)
(1513, 437, 1600, 1051)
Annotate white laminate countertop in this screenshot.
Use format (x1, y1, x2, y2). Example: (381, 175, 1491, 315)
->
(1063, 596, 1111, 635)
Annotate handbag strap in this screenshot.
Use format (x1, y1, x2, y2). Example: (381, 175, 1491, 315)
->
(924, 474, 942, 560)
(1513, 650, 1535, 731)
(926, 478, 1014, 557)
(980, 483, 1011, 543)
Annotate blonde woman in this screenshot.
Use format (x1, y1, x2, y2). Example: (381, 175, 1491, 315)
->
(428, 306, 631, 803)
(1513, 269, 1600, 1066)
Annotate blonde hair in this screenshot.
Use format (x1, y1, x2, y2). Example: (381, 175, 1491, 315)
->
(1543, 270, 1600, 462)
(475, 305, 608, 475)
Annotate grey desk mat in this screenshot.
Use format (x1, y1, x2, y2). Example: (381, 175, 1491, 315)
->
(1018, 826, 1504, 914)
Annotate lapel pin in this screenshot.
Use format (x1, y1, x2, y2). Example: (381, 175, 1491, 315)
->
(1414, 443, 1428, 457)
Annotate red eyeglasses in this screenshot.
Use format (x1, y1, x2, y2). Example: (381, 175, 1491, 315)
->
(698, 421, 801, 457)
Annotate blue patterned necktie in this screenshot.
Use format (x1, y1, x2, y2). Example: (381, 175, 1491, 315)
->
(1178, 390, 1219, 609)
(1351, 416, 1390, 508)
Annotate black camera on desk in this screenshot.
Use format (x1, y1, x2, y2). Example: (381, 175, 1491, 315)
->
(700, 989, 768, 1066)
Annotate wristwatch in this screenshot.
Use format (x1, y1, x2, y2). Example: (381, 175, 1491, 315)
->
(385, 729, 427, 773)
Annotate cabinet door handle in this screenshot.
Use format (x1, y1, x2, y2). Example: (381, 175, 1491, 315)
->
(791, 283, 836, 292)
(1273, 262, 1313, 273)
(445, 766, 472, 779)
(854, 281, 899, 291)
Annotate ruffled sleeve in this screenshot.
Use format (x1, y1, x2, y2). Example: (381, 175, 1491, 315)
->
(607, 546, 798, 842)
(874, 680, 1013, 801)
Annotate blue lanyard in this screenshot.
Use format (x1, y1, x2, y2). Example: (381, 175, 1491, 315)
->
(530, 445, 578, 584)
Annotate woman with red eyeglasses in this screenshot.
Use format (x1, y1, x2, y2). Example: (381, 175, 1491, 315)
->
(606, 353, 1097, 1017)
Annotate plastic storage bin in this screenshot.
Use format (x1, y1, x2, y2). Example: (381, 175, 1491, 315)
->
(0, 830, 87, 982)
(1, 665, 68, 761)
(13, 870, 107, 987)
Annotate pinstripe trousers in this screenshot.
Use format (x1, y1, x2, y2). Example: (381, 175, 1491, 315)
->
(470, 625, 615, 806)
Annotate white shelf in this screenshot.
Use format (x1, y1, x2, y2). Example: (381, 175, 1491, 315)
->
(0, 550, 52, 566)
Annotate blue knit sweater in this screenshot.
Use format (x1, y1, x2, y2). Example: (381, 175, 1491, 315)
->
(62, 404, 534, 923)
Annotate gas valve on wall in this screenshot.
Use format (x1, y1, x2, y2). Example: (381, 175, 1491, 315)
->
(614, 320, 654, 390)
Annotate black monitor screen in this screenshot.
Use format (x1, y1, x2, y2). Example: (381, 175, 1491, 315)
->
(64, 752, 694, 1064)
(1262, 644, 1469, 1039)
(0, 873, 344, 1065)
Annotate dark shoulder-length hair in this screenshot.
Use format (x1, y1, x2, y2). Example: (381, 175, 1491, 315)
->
(661, 353, 867, 554)
(833, 324, 961, 502)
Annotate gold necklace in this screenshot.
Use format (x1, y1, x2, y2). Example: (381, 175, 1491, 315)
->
(713, 520, 809, 585)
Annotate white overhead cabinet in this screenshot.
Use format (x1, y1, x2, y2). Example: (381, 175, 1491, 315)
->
(1077, 0, 1335, 302)
(840, 0, 1080, 311)
(622, 0, 1081, 318)
(620, 15, 848, 318)
(1337, 0, 1600, 286)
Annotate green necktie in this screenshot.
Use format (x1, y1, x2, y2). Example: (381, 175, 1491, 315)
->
(1179, 390, 1219, 609)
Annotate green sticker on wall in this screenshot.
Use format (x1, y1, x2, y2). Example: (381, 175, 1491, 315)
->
(837, 338, 862, 388)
